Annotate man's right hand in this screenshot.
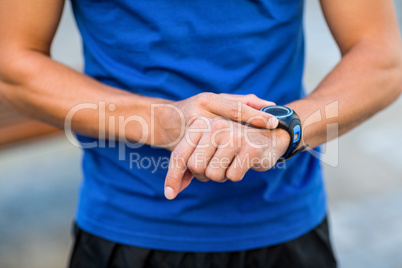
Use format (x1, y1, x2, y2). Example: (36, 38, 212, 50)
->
(155, 92, 279, 150)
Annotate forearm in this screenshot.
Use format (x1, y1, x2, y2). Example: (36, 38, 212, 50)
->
(289, 42, 402, 149)
(0, 49, 171, 145)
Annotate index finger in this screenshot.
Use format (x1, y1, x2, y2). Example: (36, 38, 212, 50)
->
(206, 95, 278, 129)
(218, 93, 276, 110)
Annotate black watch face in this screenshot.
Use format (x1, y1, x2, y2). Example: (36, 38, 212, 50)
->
(260, 106, 293, 118)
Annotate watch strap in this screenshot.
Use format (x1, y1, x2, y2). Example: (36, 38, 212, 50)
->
(273, 107, 308, 162)
(277, 144, 309, 162)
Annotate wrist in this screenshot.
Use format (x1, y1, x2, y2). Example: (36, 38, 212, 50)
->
(154, 101, 184, 149)
(274, 128, 291, 159)
(258, 128, 290, 159)
(123, 96, 174, 147)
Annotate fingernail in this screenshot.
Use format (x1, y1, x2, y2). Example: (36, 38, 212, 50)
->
(268, 117, 278, 128)
(164, 186, 175, 200)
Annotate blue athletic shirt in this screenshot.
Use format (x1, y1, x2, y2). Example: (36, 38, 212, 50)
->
(71, 0, 327, 251)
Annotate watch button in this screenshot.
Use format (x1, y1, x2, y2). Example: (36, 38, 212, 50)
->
(293, 125, 301, 142)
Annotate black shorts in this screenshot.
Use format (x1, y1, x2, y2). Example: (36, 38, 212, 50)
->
(69, 217, 337, 268)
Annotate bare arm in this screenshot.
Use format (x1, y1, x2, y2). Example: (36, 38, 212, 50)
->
(290, 0, 402, 149)
(0, 0, 168, 144)
(164, 0, 402, 199)
(0, 0, 277, 147)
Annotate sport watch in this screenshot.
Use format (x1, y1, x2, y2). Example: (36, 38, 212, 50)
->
(260, 105, 308, 162)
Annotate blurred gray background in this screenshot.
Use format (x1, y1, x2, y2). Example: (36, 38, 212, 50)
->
(1, 1, 402, 267)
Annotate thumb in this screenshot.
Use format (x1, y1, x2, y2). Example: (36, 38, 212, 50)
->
(164, 130, 201, 199)
(164, 169, 194, 199)
(164, 162, 183, 200)
(164, 154, 185, 200)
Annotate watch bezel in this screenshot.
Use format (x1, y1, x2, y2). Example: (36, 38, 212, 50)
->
(260, 105, 305, 161)
(260, 106, 293, 119)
